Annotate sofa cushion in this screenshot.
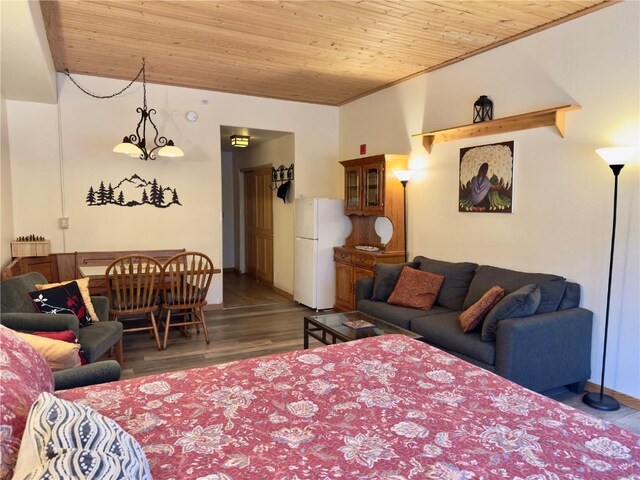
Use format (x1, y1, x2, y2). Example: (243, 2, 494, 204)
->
(0, 272, 48, 313)
(77, 321, 124, 363)
(413, 256, 478, 310)
(558, 282, 581, 310)
(0, 325, 54, 479)
(536, 277, 567, 314)
(463, 265, 564, 311)
(387, 267, 445, 310)
(411, 312, 496, 366)
(459, 286, 505, 333)
(357, 299, 451, 330)
(32, 330, 87, 365)
(13, 392, 151, 479)
(29, 281, 94, 328)
(15, 331, 82, 371)
(36, 277, 100, 323)
(481, 284, 541, 342)
(371, 261, 419, 301)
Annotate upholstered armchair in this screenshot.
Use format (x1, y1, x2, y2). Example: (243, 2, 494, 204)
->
(0, 272, 123, 364)
(52, 360, 121, 391)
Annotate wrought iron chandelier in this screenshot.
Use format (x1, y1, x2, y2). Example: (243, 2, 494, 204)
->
(112, 59, 183, 160)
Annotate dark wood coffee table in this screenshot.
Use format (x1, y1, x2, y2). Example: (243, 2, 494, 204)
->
(303, 311, 422, 349)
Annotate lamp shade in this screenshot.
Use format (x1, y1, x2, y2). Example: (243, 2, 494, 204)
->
(113, 138, 143, 156)
(596, 147, 637, 165)
(158, 141, 184, 158)
(394, 170, 415, 182)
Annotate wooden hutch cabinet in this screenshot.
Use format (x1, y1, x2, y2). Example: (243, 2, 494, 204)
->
(334, 154, 408, 311)
(344, 160, 385, 215)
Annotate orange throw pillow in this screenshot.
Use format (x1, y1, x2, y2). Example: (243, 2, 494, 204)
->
(459, 285, 505, 333)
(387, 266, 445, 311)
(15, 332, 81, 372)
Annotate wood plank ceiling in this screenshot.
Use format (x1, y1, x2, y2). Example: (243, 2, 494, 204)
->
(40, 0, 613, 106)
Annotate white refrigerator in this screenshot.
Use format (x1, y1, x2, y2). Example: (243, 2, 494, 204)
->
(294, 198, 348, 310)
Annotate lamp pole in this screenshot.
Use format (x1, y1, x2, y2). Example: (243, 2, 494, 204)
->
(583, 147, 636, 411)
(401, 180, 408, 262)
(583, 163, 622, 411)
(394, 170, 415, 262)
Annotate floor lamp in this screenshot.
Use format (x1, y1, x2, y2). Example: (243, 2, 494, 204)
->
(583, 146, 636, 412)
(394, 170, 415, 262)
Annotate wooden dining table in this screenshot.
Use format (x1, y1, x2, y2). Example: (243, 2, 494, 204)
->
(78, 263, 221, 295)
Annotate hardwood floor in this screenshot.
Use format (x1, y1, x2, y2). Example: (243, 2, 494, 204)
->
(118, 300, 640, 435)
(222, 271, 290, 308)
(119, 303, 308, 379)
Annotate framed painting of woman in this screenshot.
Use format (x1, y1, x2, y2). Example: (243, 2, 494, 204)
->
(459, 141, 514, 213)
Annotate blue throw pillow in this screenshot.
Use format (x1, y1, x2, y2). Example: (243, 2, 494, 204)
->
(29, 281, 93, 328)
(535, 277, 566, 313)
(481, 284, 541, 342)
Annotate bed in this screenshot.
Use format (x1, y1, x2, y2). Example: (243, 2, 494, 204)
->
(3, 327, 639, 479)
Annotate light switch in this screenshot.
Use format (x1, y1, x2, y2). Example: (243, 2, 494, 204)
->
(59, 217, 69, 229)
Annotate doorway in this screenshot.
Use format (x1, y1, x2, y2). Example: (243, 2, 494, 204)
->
(220, 126, 295, 309)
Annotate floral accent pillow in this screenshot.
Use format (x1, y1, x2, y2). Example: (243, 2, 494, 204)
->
(29, 281, 93, 328)
(36, 277, 99, 323)
(0, 325, 54, 479)
(459, 285, 505, 333)
(387, 266, 445, 310)
(371, 261, 420, 301)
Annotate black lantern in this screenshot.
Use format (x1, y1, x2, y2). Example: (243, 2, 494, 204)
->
(473, 95, 493, 123)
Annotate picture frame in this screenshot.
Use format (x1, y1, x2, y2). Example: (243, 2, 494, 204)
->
(459, 141, 514, 213)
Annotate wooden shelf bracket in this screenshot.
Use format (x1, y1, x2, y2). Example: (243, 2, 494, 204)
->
(414, 104, 581, 152)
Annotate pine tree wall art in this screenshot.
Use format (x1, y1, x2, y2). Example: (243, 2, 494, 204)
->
(86, 174, 182, 208)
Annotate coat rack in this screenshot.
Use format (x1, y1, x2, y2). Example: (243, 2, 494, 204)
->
(270, 164, 294, 190)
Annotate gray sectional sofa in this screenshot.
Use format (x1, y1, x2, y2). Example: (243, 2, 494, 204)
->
(355, 256, 593, 393)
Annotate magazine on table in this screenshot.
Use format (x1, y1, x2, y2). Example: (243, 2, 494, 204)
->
(342, 319, 375, 329)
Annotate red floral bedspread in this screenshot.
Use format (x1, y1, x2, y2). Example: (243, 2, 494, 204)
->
(58, 335, 640, 479)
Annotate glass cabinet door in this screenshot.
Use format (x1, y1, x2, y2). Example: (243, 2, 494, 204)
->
(363, 165, 381, 209)
(345, 167, 361, 210)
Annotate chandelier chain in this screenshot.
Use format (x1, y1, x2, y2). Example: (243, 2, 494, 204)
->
(65, 59, 145, 100)
(142, 59, 147, 109)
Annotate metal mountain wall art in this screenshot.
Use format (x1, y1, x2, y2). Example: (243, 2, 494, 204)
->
(86, 174, 182, 208)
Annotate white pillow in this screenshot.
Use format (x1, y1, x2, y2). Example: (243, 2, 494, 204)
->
(13, 392, 151, 479)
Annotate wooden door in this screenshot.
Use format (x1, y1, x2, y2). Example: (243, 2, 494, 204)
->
(19, 256, 60, 283)
(244, 173, 257, 278)
(334, 262, 354, 311)
(344, 165, 362, 214)
(361, 161, 384, 214)
(255, 167, 273, 286)
(244, 166, 274, 286)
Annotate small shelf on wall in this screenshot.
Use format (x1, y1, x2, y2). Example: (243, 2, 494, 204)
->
(414, 104, 581, 152)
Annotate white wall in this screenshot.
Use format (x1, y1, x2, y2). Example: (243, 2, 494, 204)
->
(1, 98, 14, 267)
(5, 101, 63, 250)
(234, 134, 296, 295)
(0, 0, 57, 104)
(339, 2, 640, 398)
(6, 74, 338, 305)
